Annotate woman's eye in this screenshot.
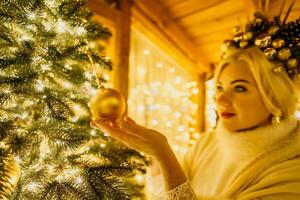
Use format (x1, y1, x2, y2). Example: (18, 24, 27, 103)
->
(235, 86, 247, 93)
(216, 86, 223, 92)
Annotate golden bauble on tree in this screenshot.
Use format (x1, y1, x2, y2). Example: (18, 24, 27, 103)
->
(287, 58, 298, 68)
(0, 150, 20, 199)
(268, 26, 280, 35)
(264, 47, 277, 60)
(272, 38, 285, 49)
(273, 63, 284, 73)
(254, 33, 271, 48)
(233, 33, 243, 42)
(89, 87, 126, 121)
(242, 32, 253, 41)
(239, 41, 248, 48)
(278, 48, 291, 60)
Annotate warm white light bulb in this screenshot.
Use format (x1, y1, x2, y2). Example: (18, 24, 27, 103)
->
(73, 105, 80, 111)
(25, 182, 40, 191)
(100, 143, 106, 148)
(134, 174, 144, 183)
(143, 49, 150, 55)
(75, 176, 83, 184)
(192, 88, 199, 94)
(56, 19, 68, 33)
(151, 119, 158, 126)
(74, 26, 86, 35)
(20, 33, 32, 41)
(174, 76, 182, 84)
(35, 80, 45, 92)
(169, 67, 175, 73)
(27, 13, 37, 20)
(41, 64, 51, 71)
(90, 129, 97, 136)
(295, 111, 300, 119)
(156, 62, 163, 68)
(174, 112, 181, 118)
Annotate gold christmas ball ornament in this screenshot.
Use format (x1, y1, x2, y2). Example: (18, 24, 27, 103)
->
(233, 33, 243, 42)
(242, 32, 253, 41)
(0, 152, 20, 199)
(89, 87, 126, 121)
(239, 41, 248, 48)
(232, 26, 242, 36)
(277, 48, 291, 60)
(272, 63, 284, 73)
(272, 38, 285, 49)
(287, 58, 298, 68)
(268, 26, 280, 35)
(254, 18, 263, 24)
(254, 33, 272, 48)
(264, 47, 277, 60)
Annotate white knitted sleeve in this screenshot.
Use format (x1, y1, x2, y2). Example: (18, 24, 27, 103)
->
(156, 180, 197, 200)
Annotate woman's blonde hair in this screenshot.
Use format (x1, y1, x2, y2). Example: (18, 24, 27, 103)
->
(214, 47, 299, 117)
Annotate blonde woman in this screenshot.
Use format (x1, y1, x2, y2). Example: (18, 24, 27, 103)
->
(91, 46, 300, 199)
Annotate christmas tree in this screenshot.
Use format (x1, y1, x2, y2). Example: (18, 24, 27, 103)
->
(0, 0, 148, 199)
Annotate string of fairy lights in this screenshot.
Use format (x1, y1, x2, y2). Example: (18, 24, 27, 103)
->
(128, 30, 200, 159)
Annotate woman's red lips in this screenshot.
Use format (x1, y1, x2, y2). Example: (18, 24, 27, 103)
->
(221, 112, 236, 118)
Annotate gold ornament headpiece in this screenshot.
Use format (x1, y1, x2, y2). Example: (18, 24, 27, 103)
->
(221, 2, 300, 79)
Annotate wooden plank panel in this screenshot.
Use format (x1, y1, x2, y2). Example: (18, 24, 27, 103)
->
(186, 11, 248, 38)
(177, 0, 245, 27)
(131, 6, 203, 75)
(194, 29, 233, 45)
(198, 43, 224, 62)
(161, 0, 183, 7)
(167, 0, 225, 20)
(132, 0, 211, 70)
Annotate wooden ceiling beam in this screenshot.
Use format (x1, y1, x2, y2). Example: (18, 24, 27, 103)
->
(132, 0, 210, 72)
(87, 0, 120, 26)
(186, 11, 248, 38)
(168, 0, 224, 20)
(178, 0, 244, 27)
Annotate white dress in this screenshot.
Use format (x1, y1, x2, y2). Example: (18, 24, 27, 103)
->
(157, 116, 300, 199)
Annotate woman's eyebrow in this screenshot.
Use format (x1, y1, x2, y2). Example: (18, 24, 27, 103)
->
(217, 79, 250, 85)
(230, 79, 250, 84)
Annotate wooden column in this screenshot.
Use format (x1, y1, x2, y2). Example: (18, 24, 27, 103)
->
(197, 73, 207, 132)
(114, 0, 132, 102)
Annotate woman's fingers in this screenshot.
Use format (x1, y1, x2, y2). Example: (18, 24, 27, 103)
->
(117, 120, 156, 141)
(91, 120, 148, 151)
(124, 116, 136, 124)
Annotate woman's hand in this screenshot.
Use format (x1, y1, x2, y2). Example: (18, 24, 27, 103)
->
(91, 117, 188, 191)
(90, 117, 169, 160)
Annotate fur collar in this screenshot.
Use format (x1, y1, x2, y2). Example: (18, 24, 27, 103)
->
(215, 116, 299, 161)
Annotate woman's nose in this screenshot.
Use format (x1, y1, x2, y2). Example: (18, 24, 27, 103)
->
(216, 91, 232, 107)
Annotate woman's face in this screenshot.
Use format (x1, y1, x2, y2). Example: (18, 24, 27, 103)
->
(215, 60, 272, 132)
